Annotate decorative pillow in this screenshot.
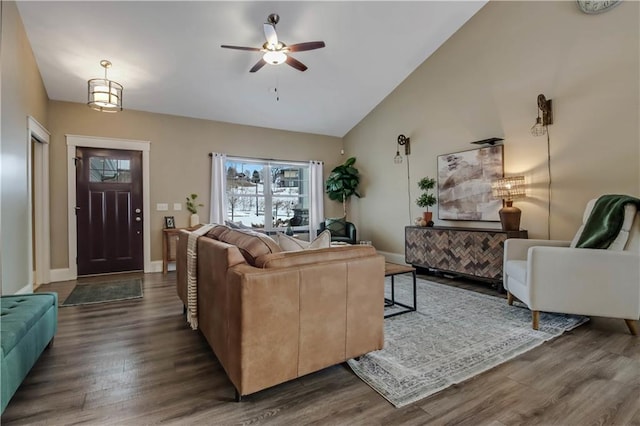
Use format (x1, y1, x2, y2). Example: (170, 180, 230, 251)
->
(206, 225, 230, 240)
(217, 228, 281, 265)
(277, 230, 331, 252)
(277, 233, 310, 251)
(325, 217, 347, 237)
(309, 230, 332, 249)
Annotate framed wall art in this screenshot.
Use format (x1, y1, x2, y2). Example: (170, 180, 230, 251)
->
(437, 145, 504, 221)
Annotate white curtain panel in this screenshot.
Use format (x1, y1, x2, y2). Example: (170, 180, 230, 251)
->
(309, 160, 324, 235)
(209, 153, 227, 224)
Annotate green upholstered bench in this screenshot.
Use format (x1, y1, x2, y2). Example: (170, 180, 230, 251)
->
(1, 292, 57, 414)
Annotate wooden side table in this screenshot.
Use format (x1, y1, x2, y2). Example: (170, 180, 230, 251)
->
(162, 225, 202, 274)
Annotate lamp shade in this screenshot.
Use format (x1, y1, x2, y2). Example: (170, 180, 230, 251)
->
(87, 60, 123, 112)
(88, 78, 123, 112)
(491, 176, 526, 201)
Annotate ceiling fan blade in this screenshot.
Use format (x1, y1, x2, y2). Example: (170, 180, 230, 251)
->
(249, 58, 267, 73)
(287, 41, 326, 52)
(285, 56, 308, 72)
(263, 23, 278, 47)
(221, 45, 262, 52)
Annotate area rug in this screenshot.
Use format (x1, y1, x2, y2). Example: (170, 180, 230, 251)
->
(62, 278, 143, 306)
(347, 275, 588, 408)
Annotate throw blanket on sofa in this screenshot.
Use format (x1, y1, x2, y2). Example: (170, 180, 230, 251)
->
(576, 194, 640, 249)
(186, 224, 215, 330)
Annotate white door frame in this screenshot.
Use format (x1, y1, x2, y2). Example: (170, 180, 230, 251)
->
(28, 116, 51, 288)
(66, 135, 151, 278)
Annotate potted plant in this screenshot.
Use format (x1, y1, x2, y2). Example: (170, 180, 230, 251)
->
(186, 193, 204, 227)
(416, 177, 436, 225)
(325, 157, 361, 218)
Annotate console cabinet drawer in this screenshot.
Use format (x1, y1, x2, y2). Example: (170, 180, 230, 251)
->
(405, 226, 528, 282)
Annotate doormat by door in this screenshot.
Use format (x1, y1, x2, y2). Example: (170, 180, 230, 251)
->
(62, 278, 143, 306)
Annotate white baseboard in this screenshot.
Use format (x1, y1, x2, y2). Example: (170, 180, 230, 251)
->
(50, 268, 75, 283)
(51, 264, 168, 281)
(148, 260, 174, 273)
(377, 251, 407, 265)
(15, 282, 34, 294)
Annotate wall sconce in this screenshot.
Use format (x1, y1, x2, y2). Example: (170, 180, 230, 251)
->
(394, 134, 411, 164)
(491, 176, 526, 231)
(88, 60, 123, 113)
(531, 94, 552, 136)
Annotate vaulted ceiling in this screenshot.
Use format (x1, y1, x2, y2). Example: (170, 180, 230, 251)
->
(17, 1, 487, 137)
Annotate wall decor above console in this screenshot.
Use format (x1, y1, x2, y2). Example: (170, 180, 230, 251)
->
(576, 0, 621, 14)
(437, 145, 503, 221)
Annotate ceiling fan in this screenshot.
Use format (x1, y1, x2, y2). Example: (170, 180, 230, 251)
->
(221, 13, 325, 73)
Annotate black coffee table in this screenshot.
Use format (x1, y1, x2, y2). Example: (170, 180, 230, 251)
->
(384, 262, 417, 318)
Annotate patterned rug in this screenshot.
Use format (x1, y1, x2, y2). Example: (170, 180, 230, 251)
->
(347, 275, 588, 407)
(62, 278, 143, 306)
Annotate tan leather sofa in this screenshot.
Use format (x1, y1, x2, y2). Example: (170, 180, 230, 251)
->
(176, 225, 385, 400)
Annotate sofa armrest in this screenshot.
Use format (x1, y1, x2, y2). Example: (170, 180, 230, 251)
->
(504, 238, 570, 262)
(527, 247, 640, 318)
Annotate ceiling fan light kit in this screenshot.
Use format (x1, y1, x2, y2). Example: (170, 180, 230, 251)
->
(263, 50, 287, 65)
(221, 13, 326, 73)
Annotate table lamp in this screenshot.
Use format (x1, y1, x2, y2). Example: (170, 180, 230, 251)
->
(491, 176, 526, 231)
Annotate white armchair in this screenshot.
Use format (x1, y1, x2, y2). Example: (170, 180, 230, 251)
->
(503, 198, 640, 335)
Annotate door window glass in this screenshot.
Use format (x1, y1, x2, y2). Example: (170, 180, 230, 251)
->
(89, 157, 131, 182)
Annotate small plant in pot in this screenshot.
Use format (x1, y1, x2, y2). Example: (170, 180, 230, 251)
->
(186, 193, 204, 227)
(416, 177, 436, 226)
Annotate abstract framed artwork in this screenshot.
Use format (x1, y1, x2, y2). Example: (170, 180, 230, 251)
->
(437, 145, 504, 221)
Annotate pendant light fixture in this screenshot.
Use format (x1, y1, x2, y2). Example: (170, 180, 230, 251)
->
(87, 60, 123, 112)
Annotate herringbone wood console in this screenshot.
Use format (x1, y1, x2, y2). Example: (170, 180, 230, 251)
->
(405, 226, 528, 283)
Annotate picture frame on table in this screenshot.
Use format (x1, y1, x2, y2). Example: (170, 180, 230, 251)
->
(437, 145, 504, 221)
(164, 216, 175, 229)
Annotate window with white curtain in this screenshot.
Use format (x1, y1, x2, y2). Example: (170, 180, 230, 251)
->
(225, 158, 312, 236)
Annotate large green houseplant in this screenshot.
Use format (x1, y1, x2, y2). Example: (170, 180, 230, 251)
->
(416, 177, 437, 224)
(325, 157, 361, 218)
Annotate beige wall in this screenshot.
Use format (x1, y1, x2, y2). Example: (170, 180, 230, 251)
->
(344, 1, 639, 256)
(1, 1, 49, 294)
(48, 101, 343, 268)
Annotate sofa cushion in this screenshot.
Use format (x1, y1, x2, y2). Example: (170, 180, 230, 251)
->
(277, 230, 331, 252)
(206, 224, 231, 241)
(217, 228, 281, 265)
(325, 217, 347, 237)
(0, 293, 57, 356)
(254, 245, 376, 269)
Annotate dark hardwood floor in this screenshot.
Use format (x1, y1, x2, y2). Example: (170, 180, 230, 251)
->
(2, 271, 639, 425)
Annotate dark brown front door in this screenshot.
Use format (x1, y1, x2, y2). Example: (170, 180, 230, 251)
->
(76, 147, 143, 275)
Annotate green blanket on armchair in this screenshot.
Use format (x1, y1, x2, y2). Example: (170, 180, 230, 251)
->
(576, 194, 640, 249)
